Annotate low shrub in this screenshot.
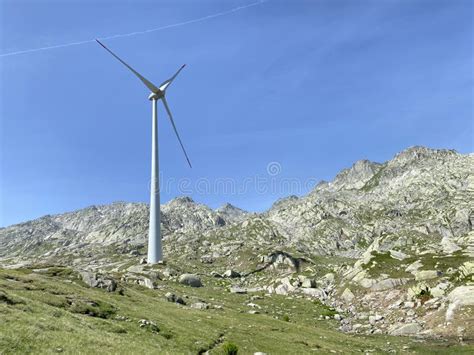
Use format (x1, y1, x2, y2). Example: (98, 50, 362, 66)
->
(222, 342, 238, 355)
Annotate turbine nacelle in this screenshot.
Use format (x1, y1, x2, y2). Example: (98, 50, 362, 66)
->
(148, 91, 164, 100)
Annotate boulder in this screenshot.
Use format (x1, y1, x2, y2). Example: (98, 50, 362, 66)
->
(389, 323, 422, 336)
(106, 279, 117, 292)
(139, 277, 155, 289)
(229, 286, 247, 294)
(190, 302, 209, 310)
(301, 288, 327, 299)
(407, 283, 429, 299)
(178, 274, 202, 287)
(430, 282, 450, 298)
(341, 288, 355, 302)
(299, 276, 316, 288)
(459, 261, 474, 280)
(79, 271, 100, 288)
(79, 271, 117, 292)
(446, 285, 474, 321)
(370, 278, 408, 291)
(165, 292, 176, 302)
(275, 283, 293, 295)
(389, 250, 408, 260)
(358, 278, 376, 288)
(323, 273, 335, 283)
(440, 236, 462, 254)
(223, 269, 241, 278)
(265, 251, 302, 271)
(165, 292, 185, 305)
(405, 260, 423, 273)
(368, 314, 383, 325)
(163, 268, 178, 278)
(414, 270, 439, 281)
(138, 319, 159, 332)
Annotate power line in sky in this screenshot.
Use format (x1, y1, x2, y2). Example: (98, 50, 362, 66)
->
(0, 0, 267, 58)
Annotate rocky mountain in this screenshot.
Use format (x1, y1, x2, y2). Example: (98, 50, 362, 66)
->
(1, 146, 473, 344)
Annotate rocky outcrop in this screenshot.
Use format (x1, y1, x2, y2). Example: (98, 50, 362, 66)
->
(446, 286, 474, 321)
(79, 270, 117, 292)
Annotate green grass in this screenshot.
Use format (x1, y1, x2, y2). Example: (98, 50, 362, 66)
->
(362, 251, 414, 279)
(0, 268, 472, 354)
(418, 251, 470, 271)
(221, 342, 239, 355)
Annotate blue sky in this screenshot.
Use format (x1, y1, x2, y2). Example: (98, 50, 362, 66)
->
(1, 0, 472, 226)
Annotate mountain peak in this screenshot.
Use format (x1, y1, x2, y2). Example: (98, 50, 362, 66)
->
(270, 195, 299, 210)
(216, 203, 248, 223)
(330, 159, 382, 191)
(217, 203, 244, 212)
(388, 146, 459, 170)
(168, 196, 195, 206)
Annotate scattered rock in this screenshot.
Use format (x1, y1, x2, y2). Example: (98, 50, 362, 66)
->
(300, 288, 327, 299)
(299, 276, 316, 288)
(223, 269, 241, 278)
(370, 278, 407, 291)
(446, 285, 474, 321)
(431, 282, 450, 298)
(79, 271, 117, 292)
(190, 302, 209, 310)
(414, 270, 439, 281)
(178, 274, 202, 288)
(211, 271, 223, 278)
(229, 286, 247, 294)
(389, 250, 408, 260)
(275, 283, 293, 295)
(138, 319, 159, 332)
(163, 268, 178, 278)
(323, 273, 335, 283)
(165, 292, 186, 305)
(106, 279, 117, 292)
(405, 260, 423, 273)
(389, 323, 422, 336)
(139, 277, 155, 289)
(341, 288, 355, 302)
(247, 303, 261, 309)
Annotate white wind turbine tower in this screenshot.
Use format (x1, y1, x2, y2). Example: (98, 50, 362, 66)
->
(96, 39, 192, 264)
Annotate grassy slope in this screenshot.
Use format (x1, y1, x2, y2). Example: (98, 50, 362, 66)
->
(0, 268, 471, 355)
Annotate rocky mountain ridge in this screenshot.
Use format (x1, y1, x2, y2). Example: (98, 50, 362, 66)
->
(1, 146, 473, 341)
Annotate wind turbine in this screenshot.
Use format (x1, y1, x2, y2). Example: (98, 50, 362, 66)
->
(96, 39, 191, 264)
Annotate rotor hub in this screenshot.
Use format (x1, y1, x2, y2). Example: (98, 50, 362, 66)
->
(148, 91, 163, 100)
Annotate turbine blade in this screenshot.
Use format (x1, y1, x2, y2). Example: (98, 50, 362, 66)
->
(159, 64, 186, 92)
(161, 96, 192, 168)
(96, 39, 159, 93)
